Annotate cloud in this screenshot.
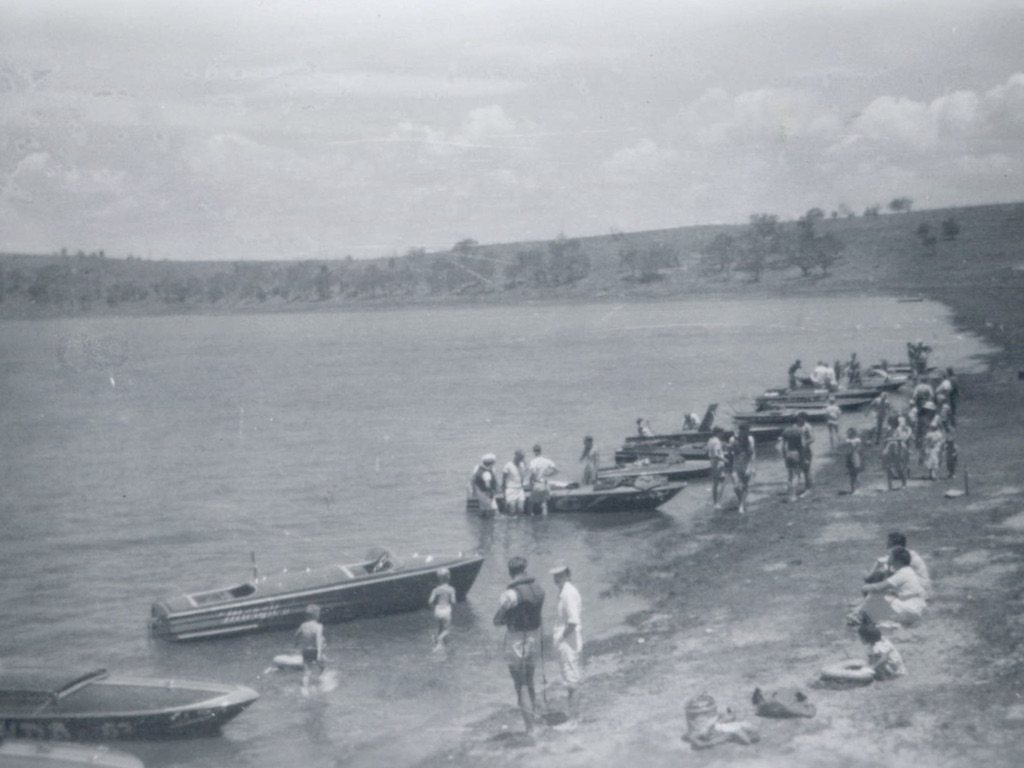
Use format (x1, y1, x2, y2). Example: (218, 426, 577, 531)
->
(602, 138, 679, 182)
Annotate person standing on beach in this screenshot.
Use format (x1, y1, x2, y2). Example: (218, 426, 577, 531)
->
(797, 412, 814, 494)
(502, 449, 528, 516)
(295, 604, 325, 695)
(428, 568, 457, 651)
(579, 436, 600, 486)
(870, 392, 891, 445)
(780, 422, 805, 502)
(729, 423, 756, 514)
(937, 369, 959, 425)
(922, 421, 945, 480)
(550, 565, 582, 721)
(842, 427, 863, 494)
(826, 396, 842, 449)
(707, 427, 727, 509)
(493, 556, 545, 734)
(528, 444, 558, 515)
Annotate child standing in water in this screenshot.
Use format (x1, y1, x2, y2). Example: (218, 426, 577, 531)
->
(428, 568, 457, 651)
(295, 604, 325, 695)
(842, 427, 863, 494)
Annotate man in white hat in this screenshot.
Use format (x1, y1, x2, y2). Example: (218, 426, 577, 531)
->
(472, 453, 500, 516)
(550, 564, 582, 720)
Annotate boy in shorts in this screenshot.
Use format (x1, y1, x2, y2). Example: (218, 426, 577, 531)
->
(295, 603, 325, 695)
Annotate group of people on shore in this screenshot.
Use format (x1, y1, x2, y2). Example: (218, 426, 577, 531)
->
(869, 367, 959, 487)
(824, 531, 932, 684)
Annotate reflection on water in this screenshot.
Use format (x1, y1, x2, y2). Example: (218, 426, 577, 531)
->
(0, 297, 993, 766)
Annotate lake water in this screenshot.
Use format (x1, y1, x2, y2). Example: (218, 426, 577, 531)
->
(0, 297, 993, 767)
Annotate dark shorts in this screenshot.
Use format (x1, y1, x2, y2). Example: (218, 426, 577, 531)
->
(302, 649, 319, 664)
(508, 662, 536, 686)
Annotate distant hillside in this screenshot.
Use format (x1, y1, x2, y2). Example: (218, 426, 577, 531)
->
(2, 201, 1023, 319)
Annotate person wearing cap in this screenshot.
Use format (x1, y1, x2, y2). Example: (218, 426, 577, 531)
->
(579, 436, 600, 486)
(428, 568, 458, 651)
(550, 564, 582, 720)
(494, 556, 546, 733)
(527, 444, 558, 515)
(472, 453, 500, 517)
(294, 603, 325, 695)
(502, 449, 528, 516)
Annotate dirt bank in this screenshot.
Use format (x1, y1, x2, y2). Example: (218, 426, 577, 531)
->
(422, 273, 1024, 766)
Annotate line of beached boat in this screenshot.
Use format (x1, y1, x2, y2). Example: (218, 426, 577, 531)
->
(464, 367, 909, 520)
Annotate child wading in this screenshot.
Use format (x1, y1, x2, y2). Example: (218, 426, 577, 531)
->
(428, 567, 457, 651)
(295, 603, 326, 695)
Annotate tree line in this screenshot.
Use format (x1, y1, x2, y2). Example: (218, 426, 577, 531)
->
(0, 234, 595, 311)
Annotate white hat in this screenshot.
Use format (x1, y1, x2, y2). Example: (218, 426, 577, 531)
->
(481, 453, 496, 465)
(549, 564, 570, 576)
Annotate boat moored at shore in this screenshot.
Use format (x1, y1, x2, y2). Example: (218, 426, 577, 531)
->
(150, 549, 485, 642)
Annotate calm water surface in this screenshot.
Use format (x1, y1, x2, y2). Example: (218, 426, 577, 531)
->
(0, 297, 992, 767)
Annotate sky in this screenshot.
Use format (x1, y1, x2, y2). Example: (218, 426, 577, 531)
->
(2, 0, 1024, 261)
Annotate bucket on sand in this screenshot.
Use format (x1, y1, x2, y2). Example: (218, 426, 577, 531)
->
(684, 693, 720, 739)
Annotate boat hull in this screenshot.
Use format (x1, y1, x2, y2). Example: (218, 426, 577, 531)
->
(0, 740, 144, 767)
(150, 555, 485, 642)
(545, 481, 687, 513)
(733, 409, 830, 425)
(597, 460, 712, 484)
(0, 671, 258, 741)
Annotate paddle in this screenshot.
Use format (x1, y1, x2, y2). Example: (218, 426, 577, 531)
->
(538, 625, 569, 726)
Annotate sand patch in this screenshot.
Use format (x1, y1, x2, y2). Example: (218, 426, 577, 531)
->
(815, 521, 875, 545)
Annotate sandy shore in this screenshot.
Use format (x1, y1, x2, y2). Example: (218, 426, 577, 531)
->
(421, 276, 1024, 767)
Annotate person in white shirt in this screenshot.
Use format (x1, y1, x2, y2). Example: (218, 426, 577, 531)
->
(527, 444, 558, 515)
(502, 449, 528, 515)
(550, 564, 582, 720)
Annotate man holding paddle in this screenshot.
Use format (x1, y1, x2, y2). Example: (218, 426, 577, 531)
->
(551, 564, 582, 722)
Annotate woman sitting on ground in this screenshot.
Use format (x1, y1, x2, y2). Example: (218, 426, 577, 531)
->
(847, 547, 927, 627)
